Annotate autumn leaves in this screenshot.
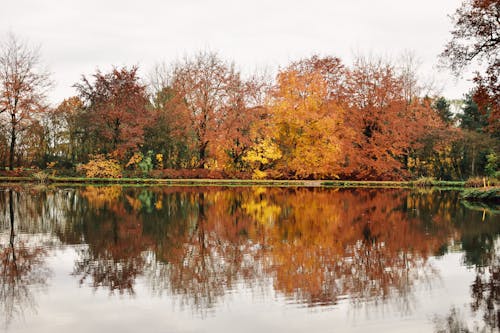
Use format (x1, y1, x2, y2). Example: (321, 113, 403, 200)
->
(0, 45, 455, 180)
(62, 53, 448, 180)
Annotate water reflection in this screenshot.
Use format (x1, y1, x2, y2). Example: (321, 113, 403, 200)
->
(471, 252, 500, 331)
(1, 186, 499, 329)
(0, 189, 51, 328)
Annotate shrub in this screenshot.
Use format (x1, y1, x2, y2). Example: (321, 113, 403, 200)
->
(413, 177, 436, 187)
(77, 155, 122, 178)
(32, 171, 50, 183)
(485, 151, 498, 177)
(126, 151, 153, 176)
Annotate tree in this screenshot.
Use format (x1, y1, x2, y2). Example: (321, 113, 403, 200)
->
(0, 34, 51, 170)
(265, 57, 346, 179)
(441, 0, 499, 74)
(143, 86, 197, 168)
(52, 97, 85, 163)
(473, 62, 500, 134)
(458, 93, 489, 131)
(342, 56, 443, 180)
(433, 96, 454, 124)
(441, 0, 500, 133)
(170, 52, 257, 169)
(75, 66, 150, 161)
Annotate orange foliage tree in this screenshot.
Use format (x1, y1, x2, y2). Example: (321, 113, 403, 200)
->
(170, 52, 265, 170)
(341, 57, 445, 179)
(265, 60, 346, 179)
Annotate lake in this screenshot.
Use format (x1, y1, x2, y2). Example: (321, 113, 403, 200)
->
(1, 186, 499, 332)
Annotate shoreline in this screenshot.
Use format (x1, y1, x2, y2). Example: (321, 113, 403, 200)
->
(0, 176, 466, 188)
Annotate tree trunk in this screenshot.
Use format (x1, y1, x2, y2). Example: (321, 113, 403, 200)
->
(471, 145, 475, 177)
(9, 119, 16, 171)
(198, 141, 208, 169)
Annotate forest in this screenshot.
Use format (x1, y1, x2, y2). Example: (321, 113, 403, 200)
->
(0, 0, 498, 181)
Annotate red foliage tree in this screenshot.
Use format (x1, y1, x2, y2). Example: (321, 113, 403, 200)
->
(75, 66, 150, 160)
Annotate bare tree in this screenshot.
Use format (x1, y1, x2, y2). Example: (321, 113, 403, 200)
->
(0, 33, 51, 170)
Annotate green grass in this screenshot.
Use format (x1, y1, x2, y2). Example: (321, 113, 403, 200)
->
(0, 175, 467, 188)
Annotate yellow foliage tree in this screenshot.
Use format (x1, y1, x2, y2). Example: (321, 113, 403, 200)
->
(242, 138, 282, 179)
(268, 68, 344, 179)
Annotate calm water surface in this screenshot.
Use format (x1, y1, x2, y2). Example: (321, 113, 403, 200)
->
(0, 186, 499, 332)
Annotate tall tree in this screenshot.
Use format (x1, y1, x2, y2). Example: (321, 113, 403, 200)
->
(52, 97, 85, 163)
(441, 0, 499, 74)
(144, 86, 197, 168)
(433, 96, 454, 124)
(459, 93, 489, 131)
(441, 0, 500, 133)
(265, 56, 346, 179)
(342, 57, 438, 179)
(0, 34, 51, 170)
(75, 66, 150, 160)
(170, 52, 254, 169)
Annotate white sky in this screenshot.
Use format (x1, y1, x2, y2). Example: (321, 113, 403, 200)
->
(0, 0, 474, 105)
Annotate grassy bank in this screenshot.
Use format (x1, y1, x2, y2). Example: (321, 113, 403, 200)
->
(321, 180, 465, 188)
(0, 176, 466, 188)
(461, 187, 500, 203)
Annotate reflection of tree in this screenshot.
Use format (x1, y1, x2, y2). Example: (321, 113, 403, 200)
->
(444, 196, 500, 331)
(432, 257, 500, 332)
(247, 189, 444, 310)
(0, 189, 50, 328)
(470, 251, 500, 331)
(137, 188, 448, 312)
(143, 191, 262, 312)
(70, 187, 152, 295)
(432, 199, 500, 333)
(433, 306, 476, 333)
(9, 185, 497, 317)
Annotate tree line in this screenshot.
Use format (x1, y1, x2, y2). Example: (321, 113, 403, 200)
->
(0, 1, 498, 180)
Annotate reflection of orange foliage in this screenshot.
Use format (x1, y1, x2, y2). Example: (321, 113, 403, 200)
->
(3, 186, 492, 313)
(80, 186, 122, 209)
(137, 187, 452, 308)
(60, 186, 476, 307)
(237, 189, 446, 305)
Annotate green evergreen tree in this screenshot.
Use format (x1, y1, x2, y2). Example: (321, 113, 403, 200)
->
(458, 93, 488, 132)
(433, 97, 454, 124)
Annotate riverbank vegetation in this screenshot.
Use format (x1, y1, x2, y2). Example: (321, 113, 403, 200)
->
(0, 1, 498, 181)
(0, 50, 497, 181)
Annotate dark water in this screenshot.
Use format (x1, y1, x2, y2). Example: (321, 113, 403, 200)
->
(0, 186, 499, 332)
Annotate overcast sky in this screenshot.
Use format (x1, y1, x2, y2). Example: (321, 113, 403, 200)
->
(0, 0, 473, 104)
